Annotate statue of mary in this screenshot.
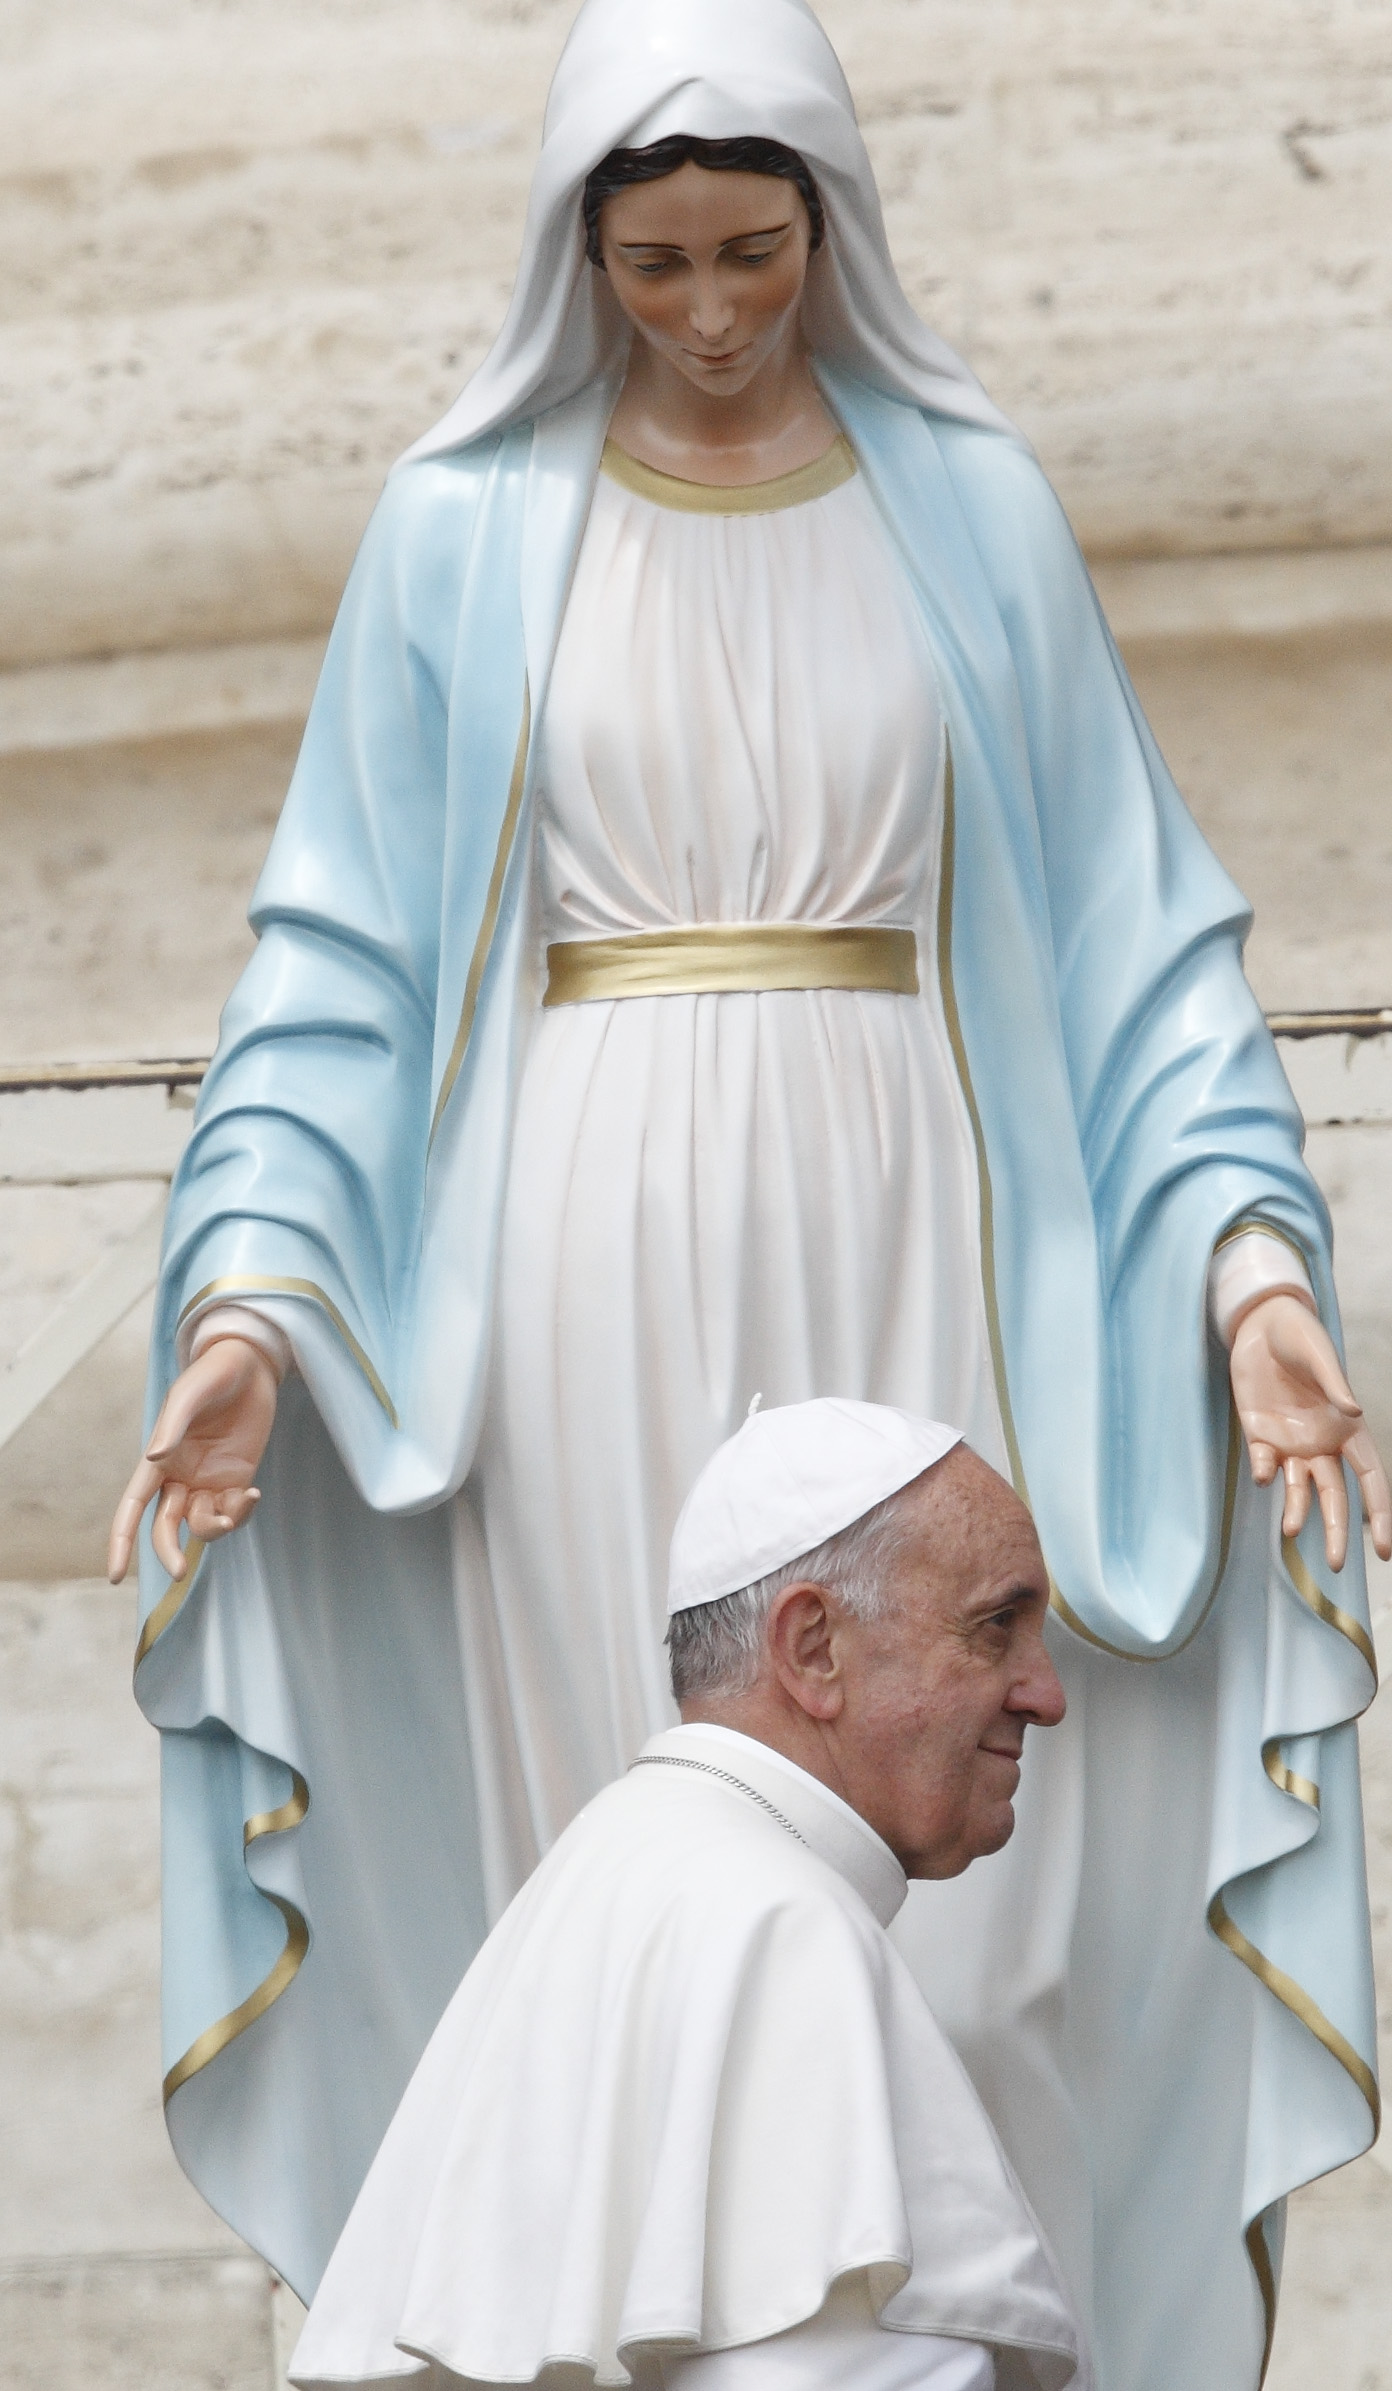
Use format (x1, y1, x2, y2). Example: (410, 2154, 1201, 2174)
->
(111, 4, 1385, 2384)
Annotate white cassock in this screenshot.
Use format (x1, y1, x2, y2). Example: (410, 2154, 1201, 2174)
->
(288, 1722, 1085, 2391)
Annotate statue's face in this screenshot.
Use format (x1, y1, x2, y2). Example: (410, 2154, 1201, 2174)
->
(597, 161, 813, 398)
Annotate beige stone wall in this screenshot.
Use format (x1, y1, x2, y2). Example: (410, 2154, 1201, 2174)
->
(3, 0, 1391, 666)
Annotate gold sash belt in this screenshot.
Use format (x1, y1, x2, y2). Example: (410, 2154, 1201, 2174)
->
(543, 922, 920, 1007)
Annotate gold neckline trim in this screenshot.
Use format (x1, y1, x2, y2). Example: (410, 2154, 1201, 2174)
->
(601, 433, 857, 515)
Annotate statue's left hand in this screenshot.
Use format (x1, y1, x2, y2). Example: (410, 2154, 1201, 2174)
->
(1230, 1293, 1392, 1570)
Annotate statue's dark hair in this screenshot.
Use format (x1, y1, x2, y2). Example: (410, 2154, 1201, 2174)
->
(582, 135, 825, 267)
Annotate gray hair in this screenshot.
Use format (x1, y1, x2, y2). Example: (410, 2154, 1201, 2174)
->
(665, 1481, 917, 1704)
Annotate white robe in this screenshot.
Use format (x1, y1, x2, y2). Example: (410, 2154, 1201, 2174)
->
(196, 451, 1312, 2368)
(288, 1723, 1084, 2391)
(452, 450, 1006, 1901)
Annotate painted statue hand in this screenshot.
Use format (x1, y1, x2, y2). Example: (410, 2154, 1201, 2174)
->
(1230, 1293, 1392, 1571)
(107, 1336, 279, 1586)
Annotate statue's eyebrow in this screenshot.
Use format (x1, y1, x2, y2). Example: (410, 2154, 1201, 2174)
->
(616, 220, 795, 252)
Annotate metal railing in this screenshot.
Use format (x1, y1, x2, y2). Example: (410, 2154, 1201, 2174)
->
(2, 1010, 1390, 1458)
(2, 1010, 1391, 1097)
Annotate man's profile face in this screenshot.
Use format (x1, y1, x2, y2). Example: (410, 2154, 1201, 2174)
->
(827, 1451, 1064, 1879)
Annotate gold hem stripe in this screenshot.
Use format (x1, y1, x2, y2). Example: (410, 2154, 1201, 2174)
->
(934, 746, 1030, 1506)
(138, 1569, 311, 2103)
(1209, 1890, 1381, 2132)
(132, 1539, 206, 1673)
(1213, 1216, 1311, 1271)
(543, 922, 918, 1007)
(133, 1538, 207, 1671)
(1245, 2212, 1279, 2388)
(601, 433, 856, 515)
(244, 1768, 310, 1847)
(1263, 1743, 1321, 1808)
(163, 1892, 309, 2105)
(1045, 1582, 1122, 1655)
(1281, 1534, 1378, 1678)
(432, 687, 531, 1144)
(175, 1276, 397, 1426)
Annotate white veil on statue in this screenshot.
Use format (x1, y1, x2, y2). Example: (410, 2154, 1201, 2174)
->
(402, 0, 1019, 461)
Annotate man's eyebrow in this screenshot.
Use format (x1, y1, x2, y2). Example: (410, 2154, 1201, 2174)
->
(965, 1581, 1041, 1618)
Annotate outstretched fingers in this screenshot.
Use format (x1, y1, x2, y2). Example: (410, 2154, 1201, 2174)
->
(1270, 1434, 1390, 1577)
(108, 1451, 168, 1584)
(106, 1381, 203, 1583)
(186, 1485, 262, 1542)
(1346, 1424, 1392, 1562)
(1281, 1452, 1351, 1572)
(152, 1481, 192, 1580)
(1280, 1455, 1314, 1546)
(143, 1368, 215, 1470)
(107, 1469, 261, 1588)
(1310, 1452, 1351, 1573)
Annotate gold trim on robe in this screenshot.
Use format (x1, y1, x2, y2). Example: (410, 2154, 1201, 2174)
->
(1262, 1744, 1321, 1808)
(1245, 2212, 1280, 2388)
(933, 742, 1030, 1506)
(175, 1276, 397, 1426)
(543, 921, 919, 1007)
(133, 1537, 207, 1671)
(1281, 1532, 1379, 1679)
(601, 433, 856, 515)
(432, 687, 532, 1143)
(132, 1543, 313, 2105)
(162, 1890, 310, 2105)
(1213, 1216, 1311, 1273)
(244, 1769, 311, 1848)
(1208, 1891, 1381, 2132)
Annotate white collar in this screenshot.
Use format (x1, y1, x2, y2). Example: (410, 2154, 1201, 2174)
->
(636, 1722, 907, 1928)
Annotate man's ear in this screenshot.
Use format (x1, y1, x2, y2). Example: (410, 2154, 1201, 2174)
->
(766, 1581, 845, 1722)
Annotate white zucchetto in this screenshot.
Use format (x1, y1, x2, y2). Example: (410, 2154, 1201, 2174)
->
(667, 1398, 963, 1614)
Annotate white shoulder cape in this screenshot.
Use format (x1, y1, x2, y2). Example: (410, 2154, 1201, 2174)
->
(290, 1730, 1083, 2391)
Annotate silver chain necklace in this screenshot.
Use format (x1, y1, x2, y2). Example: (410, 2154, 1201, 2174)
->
(629, 1753, 807, 1845)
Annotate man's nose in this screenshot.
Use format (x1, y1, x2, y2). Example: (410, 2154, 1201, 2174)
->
(1010, 1633, 1066, 1727)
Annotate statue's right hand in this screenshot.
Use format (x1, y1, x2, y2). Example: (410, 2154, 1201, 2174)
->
(108, 1336, 280, 1585)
